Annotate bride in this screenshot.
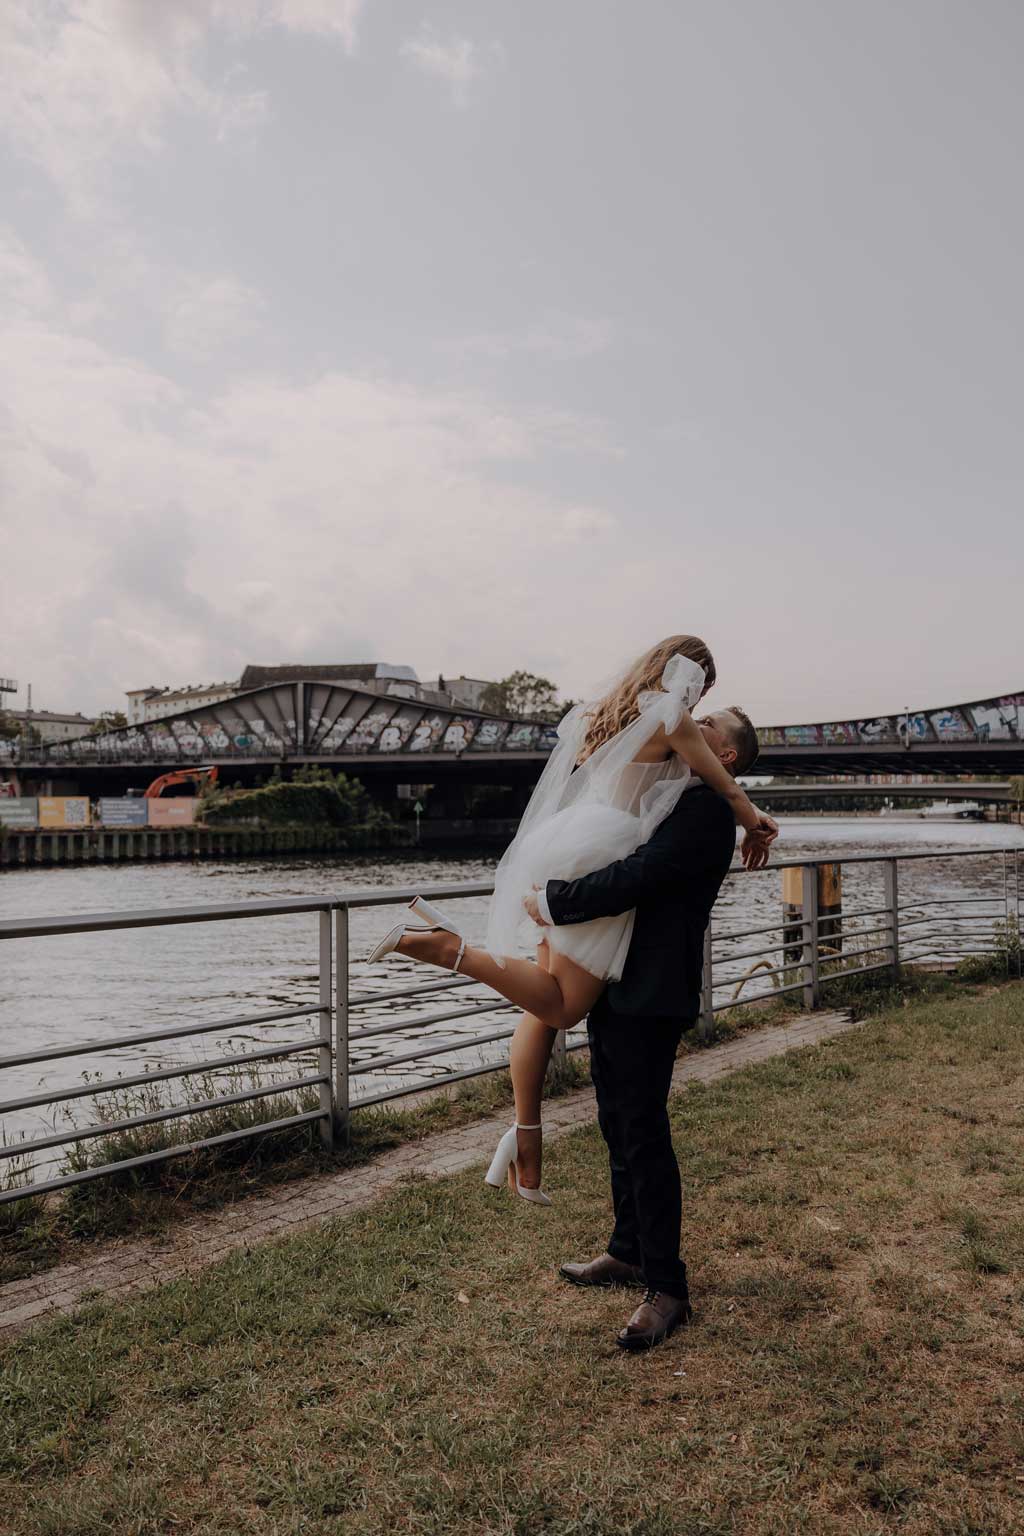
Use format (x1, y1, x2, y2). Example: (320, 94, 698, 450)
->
(367, 635, 776, 1201)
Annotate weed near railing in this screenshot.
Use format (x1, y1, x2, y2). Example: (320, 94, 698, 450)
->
(0, 1147, 45, 1241)
(0, 1051, 592, 1285)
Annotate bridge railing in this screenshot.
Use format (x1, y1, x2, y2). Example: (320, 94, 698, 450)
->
(1, 850, 1020, 1206)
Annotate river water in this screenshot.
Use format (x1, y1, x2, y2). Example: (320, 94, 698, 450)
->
(2, 817, 1022, 1165)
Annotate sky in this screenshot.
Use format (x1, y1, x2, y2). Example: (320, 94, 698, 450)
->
(1, 0, 1022, 728)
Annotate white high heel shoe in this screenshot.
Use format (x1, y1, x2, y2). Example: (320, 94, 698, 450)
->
(364, 895, 467, 969)
(484, 1122, 552, 1206)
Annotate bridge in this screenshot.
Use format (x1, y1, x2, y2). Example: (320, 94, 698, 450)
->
(5, 676, 1024, 797)
(755, 781, 1012, 806)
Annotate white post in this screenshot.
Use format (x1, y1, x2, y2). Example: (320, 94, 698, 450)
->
(317, 908, 334, 1149)
(335, 906, 351, 1141)
(883, 859, 899, 976)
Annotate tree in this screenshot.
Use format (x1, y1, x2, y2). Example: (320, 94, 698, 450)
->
(0, 711, 19, 742)
(89, 711, 128, 735)
(480, 671, 565, 722)
(203, 765, 392, 830)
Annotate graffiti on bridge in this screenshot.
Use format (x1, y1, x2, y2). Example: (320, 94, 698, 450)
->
(2, 694, 563, 765)
(756, 693, 1024, 749)
(4, 684, 1023, 769)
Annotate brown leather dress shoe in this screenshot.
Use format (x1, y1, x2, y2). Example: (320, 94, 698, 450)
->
(559, 1252, 645, 1288)
(616, 1288, 693, 1351)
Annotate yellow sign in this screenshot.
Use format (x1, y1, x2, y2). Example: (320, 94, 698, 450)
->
(38, 796, 91, 829)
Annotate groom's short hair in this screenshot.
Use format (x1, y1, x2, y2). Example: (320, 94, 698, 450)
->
(723, 707, 759, 774)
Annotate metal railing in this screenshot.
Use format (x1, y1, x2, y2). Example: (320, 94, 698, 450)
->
(1, 850, 1020, 1206)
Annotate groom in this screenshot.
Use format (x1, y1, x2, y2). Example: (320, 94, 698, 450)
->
(524, 706, 769, 1351)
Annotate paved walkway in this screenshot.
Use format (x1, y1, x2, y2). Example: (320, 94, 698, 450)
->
(0, 1010, 855, 1339)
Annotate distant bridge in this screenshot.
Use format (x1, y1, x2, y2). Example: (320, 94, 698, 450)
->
(755, 781, 1012, 804)
(5, 677, 1024, 794)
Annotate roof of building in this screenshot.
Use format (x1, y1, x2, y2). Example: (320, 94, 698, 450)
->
(239, 663, 419, 690)
(130, 682, 237, 700)
(6, 709, 94, 724)
(157, 682, 237, 696)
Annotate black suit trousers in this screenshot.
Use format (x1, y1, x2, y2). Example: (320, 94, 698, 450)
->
(586, 994, 689, 1297)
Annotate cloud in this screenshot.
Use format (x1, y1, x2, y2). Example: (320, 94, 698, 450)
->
(401, 27, 494, 107)
(554, 506, 617, 540)
(458, 313, 614, 362)
(0, 229, 55, 318)
(259, 0, 364, 51)
(0, 1, 363, 210)
(0, 305, 624, 712)
(165, 277, 265, 362)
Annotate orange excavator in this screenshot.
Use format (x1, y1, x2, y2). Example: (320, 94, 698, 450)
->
(143, 765, 219, 799)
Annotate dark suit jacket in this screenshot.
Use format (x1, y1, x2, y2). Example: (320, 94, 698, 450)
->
(544, 784, 736, 1020)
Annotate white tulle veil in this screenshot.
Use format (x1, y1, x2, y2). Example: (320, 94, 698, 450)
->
(485, 654, 707, 962)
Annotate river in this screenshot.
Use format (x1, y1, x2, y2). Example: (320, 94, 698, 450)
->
(2, 816, 1022, 1163)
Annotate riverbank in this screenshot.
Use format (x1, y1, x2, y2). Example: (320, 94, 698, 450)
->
(0, 818, 535, 866)
(0, 822, 416, 866)
(4, 980, 1022, 1534)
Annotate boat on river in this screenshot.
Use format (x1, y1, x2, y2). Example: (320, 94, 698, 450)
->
(917, 800, 985, 820)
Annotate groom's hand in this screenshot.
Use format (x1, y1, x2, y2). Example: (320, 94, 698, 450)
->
(741, 834, 771, 871)
(523, 886, 549, 925)
(740, 816, 777, 871)
(752, 809, 780, 843)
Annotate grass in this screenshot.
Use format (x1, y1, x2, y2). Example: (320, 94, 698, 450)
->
(0, 1054, 590, 1287)
(2, 948, 1016, 1287)
(2, 980, 1023, 1534)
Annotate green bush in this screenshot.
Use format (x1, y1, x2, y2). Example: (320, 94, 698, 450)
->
(202, 767, 391, 830)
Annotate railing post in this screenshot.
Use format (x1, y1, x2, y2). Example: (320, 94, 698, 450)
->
(550, 1023, 568, 1073)
(1013, 847, 1019, 976)
(883, 858, 899, 976)
(335, 905, 351, 1142)
(699, 920, 714, 1043)
(318, 908, 334, 1149)
(801, 864, 820, 1009)
(1003, 850, 1012, 979)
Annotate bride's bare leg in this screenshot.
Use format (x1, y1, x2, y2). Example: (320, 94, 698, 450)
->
(396, 929, 604, 1030)
(507, 941, 557, 1190)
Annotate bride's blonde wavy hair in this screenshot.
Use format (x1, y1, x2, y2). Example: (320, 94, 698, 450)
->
(578, 634, 716, 763)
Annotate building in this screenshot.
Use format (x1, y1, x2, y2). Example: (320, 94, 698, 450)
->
(239, 662, 418, 694)
(438, 675, 496, 711)
(123, 664, 500, 724)
(126, 682, 240, 723)
(237, 663, 455, 708)
(4, 709, 96, 743)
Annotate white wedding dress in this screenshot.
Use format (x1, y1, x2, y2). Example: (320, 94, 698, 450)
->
(485, 655, 707, 981)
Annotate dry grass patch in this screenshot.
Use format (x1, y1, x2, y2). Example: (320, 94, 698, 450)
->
(2, 983, 1023, 1535)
